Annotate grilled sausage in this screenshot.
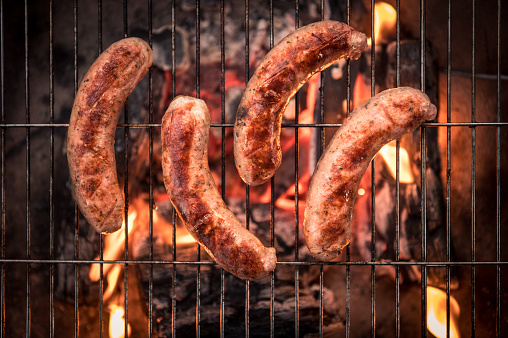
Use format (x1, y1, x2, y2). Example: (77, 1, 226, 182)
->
(303, 87, 437, 261)
(234, 20, 368, 186)
(67, 37, 153, 234)
(161, 96, 276, 281)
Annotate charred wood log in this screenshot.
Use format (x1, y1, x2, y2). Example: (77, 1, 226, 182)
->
(133, 200, 343, 337)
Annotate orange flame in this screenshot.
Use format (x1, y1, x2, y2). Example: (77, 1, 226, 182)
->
(89, 211, 137, 301)
(427, 286, 461, 338)
(109, 304, 131, 338)
(367, 2, 397, 47)
(378, 140, 414, 183)
(89, 196, 199, 304)
(152, 210, 197, 246)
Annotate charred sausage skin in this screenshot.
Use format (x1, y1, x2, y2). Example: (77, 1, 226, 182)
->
(303, 87, 437, 261)
(161, 96, 277, 281)
(234, 20, 368, 186)
(67, 37, 153, 234)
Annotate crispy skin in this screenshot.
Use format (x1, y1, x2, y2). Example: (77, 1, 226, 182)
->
(234, 20, 368, 186)
(67, 37, 153, 234)
(303, 87, 437, 261)
(161, 96, 276, 281)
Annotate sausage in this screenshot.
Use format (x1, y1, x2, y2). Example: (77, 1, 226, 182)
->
(303, 87, 437, 261)
(161, 96, 277, 281)
(67, 37, 153, 234)
(234, 20, 368, 186)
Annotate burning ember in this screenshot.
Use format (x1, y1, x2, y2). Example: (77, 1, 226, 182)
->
(427, 286, 460, 338)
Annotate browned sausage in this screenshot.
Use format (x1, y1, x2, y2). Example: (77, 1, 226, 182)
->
(234, 20, 368, 186)
(303, 87, 437, 261)
(161, 96, 276, 281)
(67, 37, 153, 234)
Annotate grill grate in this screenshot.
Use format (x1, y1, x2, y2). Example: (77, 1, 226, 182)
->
(1, 0, 507, 337)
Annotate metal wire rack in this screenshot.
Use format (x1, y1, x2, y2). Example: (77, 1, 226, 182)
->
(0, 0, 506, 337)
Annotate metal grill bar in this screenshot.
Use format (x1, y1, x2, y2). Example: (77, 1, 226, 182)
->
(48, 0, 55, 335)
(72, 2, 80, 336)
(23, 1, 32, 336)
(0, 0, 4, 335)
(344, 2, 352, 337)
(446, 1, 453, 338)
(170, 1, 177, 336)
(194, 2, 203, 336)
(369, 1, 377, 337)
(4, 121, 508, 129)
(293, 1, 300, 337)
(244, 1, 251, 337)
(269, 3, 275, 337)
(496, 1, 502, 337)
(395, 0, 402, 336)
(96, 1, 105, 337)
(471, 1, 477, 337)
(146, 1, 154, 336)
(419, 0, 429, 336)
(319, 4, 326, 337)
(1, 258, 507, 266)
(121, 3, 130, 337)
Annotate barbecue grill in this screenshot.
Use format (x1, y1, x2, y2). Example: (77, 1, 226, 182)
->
(1, 0, 507, 337)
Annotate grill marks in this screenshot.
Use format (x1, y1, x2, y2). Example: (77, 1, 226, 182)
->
(163, 100, 209, 223)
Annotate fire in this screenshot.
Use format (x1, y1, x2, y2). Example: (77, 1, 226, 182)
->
(109, 304, 131, 338)
(274, 73, 318, 215)
(367, 2, 397, 47)
(427, 286, 461, 338)
(152, 210, 197, 246)
(89, 210, 138, 301)
(377, 140, 414, 183)
(89, 196, 198, 304)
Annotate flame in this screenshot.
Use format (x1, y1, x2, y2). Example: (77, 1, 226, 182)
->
(109, 304, 131, 338)
(367, 2, 397, 47)
(377, 140, 414, 183)
(152, 209, 197, 245)
(427, 286, 461, 338)
(352, 72, 375, 111)
(274, 73, 318, 215)
(103, 264, 122, 301)
(89, 211, 137, 301)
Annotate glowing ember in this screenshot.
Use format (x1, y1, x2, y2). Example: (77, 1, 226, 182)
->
(377, 140, 414, 184)
(427, 286, 460, 338)
(367, 2, 397, 47)
(109, 304, 131, 338)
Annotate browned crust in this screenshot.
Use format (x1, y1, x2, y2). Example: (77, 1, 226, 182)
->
(67, 37, 153, 234)
(234, 20, 368, 186)
(161, 96, 276, 281)
(303, 87, 437, 261)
